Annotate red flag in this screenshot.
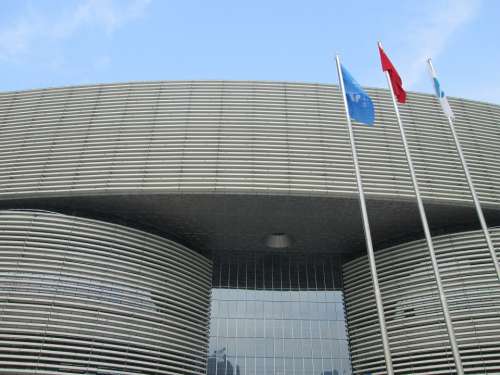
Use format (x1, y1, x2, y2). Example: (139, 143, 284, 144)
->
(378, 46, 407, 103)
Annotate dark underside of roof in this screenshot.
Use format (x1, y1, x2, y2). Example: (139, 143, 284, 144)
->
(2, 192, 499, 262)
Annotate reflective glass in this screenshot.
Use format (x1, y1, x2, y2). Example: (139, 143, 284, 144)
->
(208, 253, 352, 375)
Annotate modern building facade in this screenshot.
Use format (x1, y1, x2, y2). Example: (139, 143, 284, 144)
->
(0, 80, 499, 374)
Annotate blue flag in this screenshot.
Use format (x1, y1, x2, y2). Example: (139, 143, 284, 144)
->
(341, 64, 375, 126)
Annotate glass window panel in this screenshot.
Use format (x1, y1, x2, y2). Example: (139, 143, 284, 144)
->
(264, 319, 273, 338)
(264, 338, 274, 356)
(225, 339, 236, 356)
(301, 321, 310, 339)
(302, 338, 312, 355)
(249, 319, 256, 338)
(321, 357, 334, 375)
(208, 253, 351, 375)
(336, 303, 346, 321)
(272, 301, 281, 319)
(227, 319, 237, 337)
(237, 262, 246, 287)
(294, 358, 304, 374)
(311, 320, 321, 338)
(313, 358, 323, 372)
(229, 262, 238, 287)
(235, 300, 245, 319)
(322, 339, 333, 357)
(216, 337, 226, 352)
(338, 342, 350, 358)
(326, 302, 337, 320)
(288, 301, 300, 320)
(220, 262, 230, 287)
(283, 321, 292, 339)
(303, 358, 313, 374)
(208, 336, 217, 352)
(211, 300, 219, 316)
(246, 358, 256, 375)
(255, 320, 265, 338)
(282, 338, 293, 357)
(318, 301, 328, 320)
(312, 338, 322, 356)
(244, 318, 254, 337)
(247, 338, 257, 357)
(255, 300, 264, 319)
(255, 338, 265, 356)
(209, 318, 217, 336)
(290, 263, 299, 290)
(219, 300, 228, 318)
(234, 356, 244, 375)
(217, 318, 226, 336)
(274, 338, 284, 357)
(246, 265, 255, 289)
(298, 301, 308, 320)
(275, 357, 285, 375)
(291, 320, 301, 338)
(319, 320, 330, 338)
(272, 318, 280, 338)
(263, 301, 272, 316)
(336, 320, 348, 341)
(255, 359, 265, 374)
(265, 357, 274, 374)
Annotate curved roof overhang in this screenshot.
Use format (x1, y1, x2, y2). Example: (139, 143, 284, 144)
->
(0, 81, 499, 258)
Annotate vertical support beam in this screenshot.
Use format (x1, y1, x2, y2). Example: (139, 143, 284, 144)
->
(379, 43, 463, 374)
(335, 55, 394, 375)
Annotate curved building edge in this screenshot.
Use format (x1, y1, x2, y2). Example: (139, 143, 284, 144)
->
(343, 227, 500, 374)
(0, 209, 212, 375)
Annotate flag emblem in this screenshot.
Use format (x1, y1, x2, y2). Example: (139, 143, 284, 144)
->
(340, 64, 375, 126)
(428, 59, 454, 119)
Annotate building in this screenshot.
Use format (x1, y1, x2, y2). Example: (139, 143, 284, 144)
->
(0, 80, 499, 375)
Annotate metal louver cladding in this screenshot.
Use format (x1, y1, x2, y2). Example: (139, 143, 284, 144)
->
(343, 227, 500, 375)
(1, 80, 500, 374)
(0, 81, 499, 206)
(0, 209, 212, 375)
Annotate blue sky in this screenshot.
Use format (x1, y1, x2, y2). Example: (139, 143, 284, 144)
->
(1, 0, 498, 104)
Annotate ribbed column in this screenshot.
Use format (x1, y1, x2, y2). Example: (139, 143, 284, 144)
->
(343, 228, 500, 374)
(0, 209, 212, 375)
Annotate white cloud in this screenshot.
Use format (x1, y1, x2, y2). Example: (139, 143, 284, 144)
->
(52, 0, 151, 38)
(399, 0, 480, 88)
(0, 0, 151, 62)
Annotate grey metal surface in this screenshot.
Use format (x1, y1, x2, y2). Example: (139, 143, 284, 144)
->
(0, 81, 499, 255)
(0, 80, 499, 374)
(0, 209, 212, 375)
(343, 227, 500, 374)
(0, 81, 499, 205)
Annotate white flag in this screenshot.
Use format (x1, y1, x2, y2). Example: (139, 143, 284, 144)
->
(427, 59, 454, 119)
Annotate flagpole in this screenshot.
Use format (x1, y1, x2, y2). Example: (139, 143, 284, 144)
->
(378, 42, 464, 375)
(428, 58, 500, 282)
(335, 54, 394, 375)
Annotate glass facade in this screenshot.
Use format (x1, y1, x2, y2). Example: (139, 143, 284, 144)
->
(208, 253, 352, 375)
